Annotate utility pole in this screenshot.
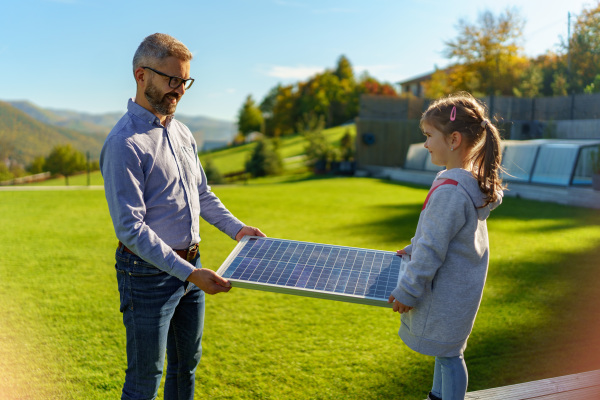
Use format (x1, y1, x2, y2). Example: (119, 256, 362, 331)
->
(567, 12, 571, 83)
(567, 12, 575, 120)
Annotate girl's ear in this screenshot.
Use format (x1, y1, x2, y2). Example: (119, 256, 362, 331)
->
(450, 131, 463, 148)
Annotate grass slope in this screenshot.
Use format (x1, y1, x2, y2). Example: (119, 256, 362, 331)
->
(200, 125, 356, 176)
(1, 176, 599, 399)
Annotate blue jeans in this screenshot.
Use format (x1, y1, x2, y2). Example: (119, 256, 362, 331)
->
(115, 248, 205, 400)
(431, 355, 468, 400)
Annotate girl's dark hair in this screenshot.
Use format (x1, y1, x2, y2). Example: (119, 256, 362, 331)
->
(421, 92, 504, 206)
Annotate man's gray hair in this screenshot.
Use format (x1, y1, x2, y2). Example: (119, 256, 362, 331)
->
(132, 33, 193, 75)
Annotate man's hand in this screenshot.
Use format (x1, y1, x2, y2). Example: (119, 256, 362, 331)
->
(235, 225, 267, 242)
(388, 294, 413, 314)
(186, 268, 231, 295)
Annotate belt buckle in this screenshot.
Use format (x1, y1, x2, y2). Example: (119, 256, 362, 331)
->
(187, 243, 198, 262)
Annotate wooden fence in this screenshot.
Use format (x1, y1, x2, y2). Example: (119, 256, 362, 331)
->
(356, 93, 600, 168)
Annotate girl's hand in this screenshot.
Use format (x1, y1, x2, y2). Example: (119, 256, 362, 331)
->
(396, 249, 407, 256)
(388, 295, 413, 314)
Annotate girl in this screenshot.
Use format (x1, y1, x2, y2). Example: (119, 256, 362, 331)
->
(388, 92, 504, 400)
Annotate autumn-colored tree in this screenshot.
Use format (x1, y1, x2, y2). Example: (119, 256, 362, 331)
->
(529, 52, 568, 97)
(564, 1, 600, 93)
(254, 55, 396, 136)
(424, 67, 453, 98)
(329, 55, 358, 125)
(237, 95, 264, 137)
(346, 72, 398, 119)
(513, 63, 543, 97)
(270, 84, 299, 137)
(443, 8, 529, 96)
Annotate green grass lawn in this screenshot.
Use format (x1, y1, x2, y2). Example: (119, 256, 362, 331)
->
(200, 125, 355, 176)
(1, 175, 600, 399)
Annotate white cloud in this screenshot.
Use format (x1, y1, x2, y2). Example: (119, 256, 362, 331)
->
(265, 65, 324, 80)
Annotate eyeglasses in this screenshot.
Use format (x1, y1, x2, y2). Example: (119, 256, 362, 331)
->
(142, 66, 195, 90)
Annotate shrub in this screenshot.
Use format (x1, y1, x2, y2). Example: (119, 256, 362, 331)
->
(245, 139, 283, 178)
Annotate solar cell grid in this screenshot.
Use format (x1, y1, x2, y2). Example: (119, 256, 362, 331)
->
(216, 236, 404, 307)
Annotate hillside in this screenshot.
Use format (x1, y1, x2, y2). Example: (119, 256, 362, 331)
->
(7, 100, 237, 150)
(0, 101, 105, 165)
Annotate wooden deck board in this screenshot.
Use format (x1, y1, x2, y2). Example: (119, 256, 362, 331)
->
(463, 370, 600, 400)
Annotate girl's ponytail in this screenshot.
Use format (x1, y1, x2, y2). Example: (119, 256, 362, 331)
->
(470, 120, 503, 206)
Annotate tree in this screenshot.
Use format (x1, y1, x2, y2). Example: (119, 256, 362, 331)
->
(270, 84, 299, 137)
(45, 143, 86, 185)
(529, 52, 568, 97)
(424, 67, 453, 98)
(584, 74, 600, 93)
(245, 139, 282, 178)
(513, 63, 543, 97)
(202, 157, 223, 184)
(551, 72, 569, 96)
(564, 2, 600, 93)
(28, 156, 46, 174)
(255, 55, 397, 137)
(443, 8, 528, 96)
(237, 95, 264, 137)
(339, 128, 355, 162)
(303, 122, 334, 172)
(334, 55, 355, 82)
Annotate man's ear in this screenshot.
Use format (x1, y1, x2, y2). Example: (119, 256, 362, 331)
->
(134, 67, 146, 85)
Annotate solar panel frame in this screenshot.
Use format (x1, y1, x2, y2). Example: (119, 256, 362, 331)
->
(216, 236, 405, 308)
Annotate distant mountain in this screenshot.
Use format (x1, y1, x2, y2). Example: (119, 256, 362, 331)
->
(0, 101, 105, 165)
(7, 100, 236, 150)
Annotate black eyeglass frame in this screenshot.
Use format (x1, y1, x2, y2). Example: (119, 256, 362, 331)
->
(142, 66, 194, 90)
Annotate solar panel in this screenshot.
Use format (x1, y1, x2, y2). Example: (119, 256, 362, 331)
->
(216, 236, 404, 307)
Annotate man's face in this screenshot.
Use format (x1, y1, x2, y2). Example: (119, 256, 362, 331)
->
(143, 56, 190, 117)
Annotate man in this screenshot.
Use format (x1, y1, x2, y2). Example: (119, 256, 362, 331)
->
(100, 33, 265, 400)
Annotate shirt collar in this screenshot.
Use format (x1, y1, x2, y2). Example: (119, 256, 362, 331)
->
(127, 98, 174, 127)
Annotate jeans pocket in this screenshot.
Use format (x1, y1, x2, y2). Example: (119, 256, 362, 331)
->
(130, 259, 165, 277)
(115, 266, 131, 313)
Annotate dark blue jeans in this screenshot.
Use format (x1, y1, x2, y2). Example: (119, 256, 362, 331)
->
(115, 248, 205, 400)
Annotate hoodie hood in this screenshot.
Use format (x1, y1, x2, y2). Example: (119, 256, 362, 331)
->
(436, 168, 502, 220)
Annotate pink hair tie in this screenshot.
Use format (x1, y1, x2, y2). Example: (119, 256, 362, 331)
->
(481, 120, 488, 129)
(450, 106, 457, 121)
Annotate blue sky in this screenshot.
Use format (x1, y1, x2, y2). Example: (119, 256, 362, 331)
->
(1, 0, 592, 122)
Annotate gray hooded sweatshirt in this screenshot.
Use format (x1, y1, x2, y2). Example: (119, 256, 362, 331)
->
(391, 168, 502, 357)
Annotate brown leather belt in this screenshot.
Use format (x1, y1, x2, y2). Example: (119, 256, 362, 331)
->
(118, 241, 199, 262)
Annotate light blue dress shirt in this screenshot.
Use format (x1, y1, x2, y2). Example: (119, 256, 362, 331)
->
(100, 99, 244, 281)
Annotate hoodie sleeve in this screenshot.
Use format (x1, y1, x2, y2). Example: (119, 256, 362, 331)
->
(391, 187, 469, 307)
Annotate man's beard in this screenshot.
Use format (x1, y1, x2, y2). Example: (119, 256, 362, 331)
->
(144, 81, 180, 116)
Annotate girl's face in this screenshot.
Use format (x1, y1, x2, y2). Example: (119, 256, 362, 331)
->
(422, 121, 451, 167)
